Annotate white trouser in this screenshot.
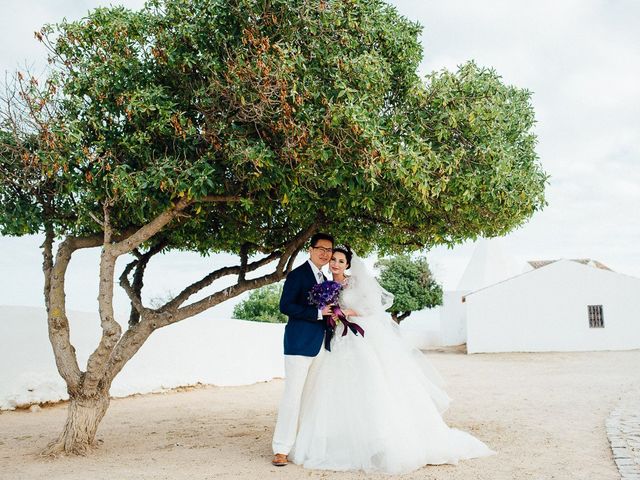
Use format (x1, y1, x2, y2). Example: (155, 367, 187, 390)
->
(272, 350, 323, 455)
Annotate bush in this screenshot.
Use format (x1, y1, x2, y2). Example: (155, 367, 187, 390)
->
(233, 283, 287, 323)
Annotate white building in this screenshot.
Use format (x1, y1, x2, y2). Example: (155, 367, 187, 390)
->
(439, 238, 531, 346)
(439, 239, 640, 353)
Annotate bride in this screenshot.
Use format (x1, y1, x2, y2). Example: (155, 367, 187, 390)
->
(289, 245, 495, 474)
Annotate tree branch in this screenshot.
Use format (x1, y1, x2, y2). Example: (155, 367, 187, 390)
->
(102, 201, 113, 244)
(108, 195, 244, 258)
(84, 206, 123, 393)
(120, 239, 168, 326)
(274, 223, 318, 274)
(196, 195, 243, 203)
(286, 246, 303, 273)
(88, 211, 105, 229)
(46, 234, 107, 392)
(238, 242, 250, 282)
(131, 241, 167, 316)
(166, 223, 318, 324)
(119, 260, 144, 313)
(159, 250, 281, 313)
(110, 196, 191, 256)
(41, 225, 54, 312)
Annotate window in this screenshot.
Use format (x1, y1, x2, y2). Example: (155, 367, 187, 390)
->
(588, 305, 604, 328)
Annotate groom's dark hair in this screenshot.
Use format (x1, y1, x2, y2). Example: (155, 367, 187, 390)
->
(309, 232, 334, 247)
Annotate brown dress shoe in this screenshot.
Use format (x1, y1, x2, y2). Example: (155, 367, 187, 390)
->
(272, 453, 288, 466)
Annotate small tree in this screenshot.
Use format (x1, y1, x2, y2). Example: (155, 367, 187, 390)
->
(376, 255, 443, 323)
(233, 283, 286, 323)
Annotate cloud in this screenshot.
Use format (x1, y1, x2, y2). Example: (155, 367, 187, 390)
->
(0, 0, 638, 296)
(384, 0, 640, 283)
(0, 0, 146, 75)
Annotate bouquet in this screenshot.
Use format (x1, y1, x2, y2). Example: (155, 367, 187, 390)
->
(308, 280, 365, 351)
(308, 280, 343, 310)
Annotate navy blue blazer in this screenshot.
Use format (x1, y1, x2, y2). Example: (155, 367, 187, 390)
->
(280, 261, 325, 356)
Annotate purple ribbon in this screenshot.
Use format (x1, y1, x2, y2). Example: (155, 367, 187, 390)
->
(333, 306, 365, 337)
(324, 306, 365, 351)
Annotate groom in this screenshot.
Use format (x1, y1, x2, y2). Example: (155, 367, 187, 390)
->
(271, 232, 334, 467)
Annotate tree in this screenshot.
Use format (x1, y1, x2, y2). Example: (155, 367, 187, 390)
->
(233, 283, 287, 323)
(376, 255, 443, 323)
(0, 0, 546, 455)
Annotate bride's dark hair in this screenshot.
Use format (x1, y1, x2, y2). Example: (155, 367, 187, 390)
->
(332, 244, 353, 269)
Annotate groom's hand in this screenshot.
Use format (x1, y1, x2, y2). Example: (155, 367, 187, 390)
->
(321, 305, 333, 316)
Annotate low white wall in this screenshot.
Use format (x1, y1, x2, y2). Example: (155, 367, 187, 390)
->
(465, 261, 640, 353)
(398, 308, 442, 349)
(0, 306, 285, 410)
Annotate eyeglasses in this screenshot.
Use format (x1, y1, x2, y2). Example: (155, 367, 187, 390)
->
(312, 246, 332, 254)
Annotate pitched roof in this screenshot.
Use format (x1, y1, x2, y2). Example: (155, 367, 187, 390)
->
(527, 259, 613, 271)
(457, 238, 533, 291)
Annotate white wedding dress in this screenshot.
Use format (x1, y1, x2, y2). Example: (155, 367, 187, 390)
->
(290, 256, 495, 474)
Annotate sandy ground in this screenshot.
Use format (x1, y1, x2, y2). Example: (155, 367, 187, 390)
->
(2, 349, 639, 480)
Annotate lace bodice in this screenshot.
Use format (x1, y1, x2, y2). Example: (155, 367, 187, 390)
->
(338, 280, 358, 310)
(338, 277, 386, 316)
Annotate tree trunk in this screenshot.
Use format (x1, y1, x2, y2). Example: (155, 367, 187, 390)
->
(43, 390, 110, 456)
(391, 311, 412, 324)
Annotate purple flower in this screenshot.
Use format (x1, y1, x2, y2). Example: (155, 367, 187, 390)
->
(308, 280, 343, 309)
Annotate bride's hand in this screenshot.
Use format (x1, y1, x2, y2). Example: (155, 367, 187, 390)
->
(342, 308, 359, 317)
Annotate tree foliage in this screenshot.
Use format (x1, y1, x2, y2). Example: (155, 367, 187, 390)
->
(233, 283, 286, 323)
(1, 0, 546, 255)
(0, 0, 547, 455)
(376, 255, 442, 323)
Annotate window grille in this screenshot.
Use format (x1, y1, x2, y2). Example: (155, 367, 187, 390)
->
(588, 305, 604, 328)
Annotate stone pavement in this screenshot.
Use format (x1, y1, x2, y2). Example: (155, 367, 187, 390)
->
(607, 390, 640, 479)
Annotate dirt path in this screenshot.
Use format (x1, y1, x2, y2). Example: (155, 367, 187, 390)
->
(2, 350, 639, 480)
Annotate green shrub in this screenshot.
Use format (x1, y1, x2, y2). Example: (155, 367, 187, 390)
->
(376, 255, 443, 323)
(233, 283, 287, 323)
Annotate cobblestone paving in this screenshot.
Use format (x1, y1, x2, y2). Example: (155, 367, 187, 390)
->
(607, 391, 640, 479)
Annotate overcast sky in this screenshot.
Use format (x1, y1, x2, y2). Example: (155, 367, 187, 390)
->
(1, 0, 639, 313)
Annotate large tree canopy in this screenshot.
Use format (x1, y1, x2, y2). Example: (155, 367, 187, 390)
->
(0, 0, 546, 455)
(2, 0, 545, 254)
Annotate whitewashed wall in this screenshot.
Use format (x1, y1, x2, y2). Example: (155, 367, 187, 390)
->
(0, 306, 286, 410)
(465, 260, 640, 353)
(439, 290, 468, 346)
(398, 307, 442, 349)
